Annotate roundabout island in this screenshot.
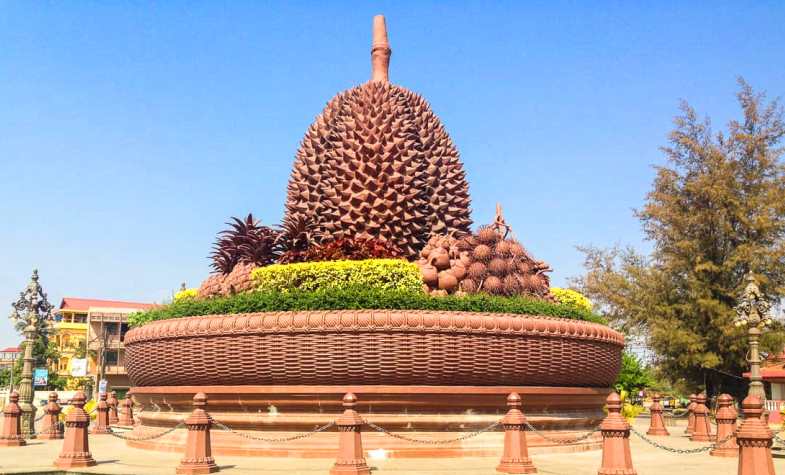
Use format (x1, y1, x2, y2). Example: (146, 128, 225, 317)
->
(123, 15, 624, 459)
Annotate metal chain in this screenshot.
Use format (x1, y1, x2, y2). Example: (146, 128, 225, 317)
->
(364, 419, 501, 445)
(107, 423, 186, 441)
(629, 426, 735, 454)
(209, 417, 335, 443)
(668, 410, 690, 419)
(523, 421, 601, 444)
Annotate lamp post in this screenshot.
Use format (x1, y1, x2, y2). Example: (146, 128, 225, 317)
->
(734, 273, 774, 400)
(8, 269, 55, 438)
(18, 315, 38, 438)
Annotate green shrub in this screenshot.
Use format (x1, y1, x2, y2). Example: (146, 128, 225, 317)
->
(128, 287, 606, 327)
(251, 259, 422, 293)
(550, 287, 593, 312)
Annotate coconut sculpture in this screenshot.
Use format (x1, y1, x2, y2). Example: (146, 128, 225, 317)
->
(124, 16, 623, 458)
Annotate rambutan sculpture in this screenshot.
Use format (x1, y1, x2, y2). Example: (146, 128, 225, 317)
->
(418, 204, 552, 298)
(283, 16, 471, 259)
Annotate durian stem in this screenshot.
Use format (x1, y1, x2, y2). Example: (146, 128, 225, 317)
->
(371, 15, 391, 83)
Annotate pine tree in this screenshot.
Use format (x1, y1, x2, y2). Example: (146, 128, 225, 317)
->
(574, 79, 785, 391)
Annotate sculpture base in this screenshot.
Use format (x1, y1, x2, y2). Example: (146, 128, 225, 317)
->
(54, 455, 97, 469)
(176, 461, 220, 475)
(496, 459, 538, 473)
(0, 438, 26, 447)
(128, 385, 607, 458)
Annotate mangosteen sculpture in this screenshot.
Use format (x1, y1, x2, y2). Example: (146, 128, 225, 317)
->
(284, 16, 472, 259)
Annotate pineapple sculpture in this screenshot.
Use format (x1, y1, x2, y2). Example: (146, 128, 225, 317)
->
(418, 204, 552, 298)
(197, 214, 281, 298)
(283, 16, 472, 259)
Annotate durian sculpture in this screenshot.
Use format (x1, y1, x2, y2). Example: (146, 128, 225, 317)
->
(418, 204, 552, 298)
(283, 16, 472, 259)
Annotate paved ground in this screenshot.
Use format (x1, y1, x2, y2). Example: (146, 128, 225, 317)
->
(1, 420, 784, 474)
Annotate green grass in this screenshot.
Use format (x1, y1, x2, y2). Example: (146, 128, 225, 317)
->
(129, 287, 606, 327)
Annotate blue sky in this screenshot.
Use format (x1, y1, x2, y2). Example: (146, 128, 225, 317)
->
(1, 1, 783, 348)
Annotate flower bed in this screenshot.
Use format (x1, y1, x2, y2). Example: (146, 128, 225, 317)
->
(129, 287, 604, 327)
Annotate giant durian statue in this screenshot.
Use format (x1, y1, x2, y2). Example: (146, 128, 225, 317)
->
(284, 16, 472, 259)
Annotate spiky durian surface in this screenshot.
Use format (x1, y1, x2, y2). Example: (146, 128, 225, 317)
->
(284, 81, 472, 259)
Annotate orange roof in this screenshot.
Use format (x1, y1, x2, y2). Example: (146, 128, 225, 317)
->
(0, 347, 20, 353)
(59, 297, 156, 312)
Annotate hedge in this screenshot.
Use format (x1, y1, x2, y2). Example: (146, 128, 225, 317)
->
(128, 287, 606, 327)
(251, 259, 422, 293)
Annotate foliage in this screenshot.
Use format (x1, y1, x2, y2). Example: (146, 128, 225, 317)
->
(615, 352, 655, 395)
(129, 286, 606, 327)
(251, 259, 422, 293)
(8, 339, 61, 388)
(279, 237, 402, 264)
(277, 215, 319, 256)
(174, 288, 198, 302)
(65, 376, 92, 391)
(210, 214, 281, 274)
(573, 79, 785, 389)
(0, 367, 10, 387)
(619, 390, 645, 422)
(550, 287, 592, 312)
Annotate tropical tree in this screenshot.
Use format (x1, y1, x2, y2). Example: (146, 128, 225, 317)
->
(574, 79, 785, 394)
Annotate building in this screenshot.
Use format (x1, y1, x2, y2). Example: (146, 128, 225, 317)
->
(743, 350, 785, 423)
(53, 302, 89, 379)
(0, 347, 20, 370)
(56, 298, 156, 392)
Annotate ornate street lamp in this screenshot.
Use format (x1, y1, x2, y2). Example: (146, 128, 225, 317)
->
(734, 273, 774, 400)
(8, 269, 55, 438)
(17, 315, 38, 438)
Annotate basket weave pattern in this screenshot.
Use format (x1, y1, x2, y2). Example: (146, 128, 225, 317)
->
(125, 310, 623, 387)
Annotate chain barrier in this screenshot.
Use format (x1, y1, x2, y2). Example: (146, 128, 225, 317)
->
(107, 423, 186, 441)
(629, 426, 735, 454)
(209, 416, 335, 443)
(523, 421, 601, 444)
(668, 409, 690, 418)
(364, 419, 501, 445)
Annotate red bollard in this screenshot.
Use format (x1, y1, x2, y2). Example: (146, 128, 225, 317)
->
(38, 392, 63, 440)
(0, 391, 26, 447)
(92, 392, 111, 434)
(646, 394, 669, 436)
(54, 391, 96, 468)
(176, 393, 219, 474)
(330, 393, 370, 475)
(496, 392, 537, 474)
(690, 393, 713, 442)
(710, 394, 738, 458)
(685, 393, 697, 435)
(597, 392, 636, 475)
(108, 391, 120, 425)
(737, 395, 775, 475)
(118, 393, 135, 426)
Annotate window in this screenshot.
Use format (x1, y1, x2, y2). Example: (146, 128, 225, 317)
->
(104, 350, 118, 366)
(104, 322, 119, 336)
(120, 323, 129, 341)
